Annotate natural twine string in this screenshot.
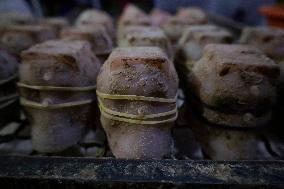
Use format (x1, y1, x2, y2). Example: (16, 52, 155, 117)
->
(97, 90, 178, 125)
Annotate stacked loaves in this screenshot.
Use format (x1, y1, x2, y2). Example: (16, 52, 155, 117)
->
(2, 5, 282, 161)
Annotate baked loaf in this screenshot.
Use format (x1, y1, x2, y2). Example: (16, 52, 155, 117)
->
(118, 4, 151, 27)
(118, 26, 173, 60)
(181, 44, 280, 160)
(97, 47, 178, 159)
(75, 9, 115, 39)
(240, 27, 284, 61)
(150, 9, 171, 27)
(0, 49, 19, 127)
(19, 40, 101, 153)
(0, 24, 56, 56)
(162, 8, 208, 47)
(117, 4, 151, 40)
(60, 26, 113, 63)
(176, 25, 233, 71)
(239, 27, 284, 125)
(188, 44, 279, 127)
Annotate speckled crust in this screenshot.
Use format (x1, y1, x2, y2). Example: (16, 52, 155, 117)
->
(37, 17, 69, 36)
(0, 49, 19, 127)
(0, 24, 56, 56)
(176, 25, 233, 70)
(97, 47, 179, 159)
(188, 44, 279, 113)
(75, 9, 115, 39)
(60, 26, 113, 57)
(189, 110, 272, 160)
(19, 40, 101, 153)
(117, 4, 151, 39)
(117, 26, 173, 60)
(239, 27, 284, 60)
(162, 8, 208, 48)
